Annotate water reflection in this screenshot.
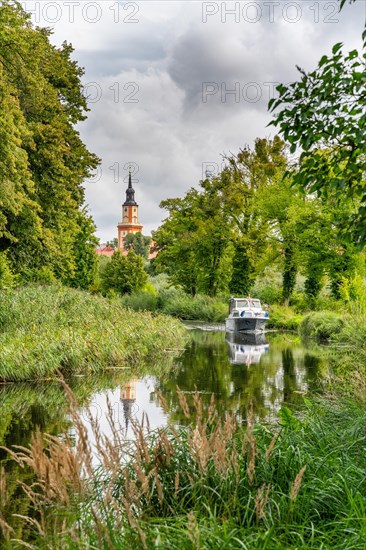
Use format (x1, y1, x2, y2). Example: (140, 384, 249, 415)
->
(120, 378, 138, 432)
(226, 331, 269, 365)
(0, 329, 325, 542)
(153, 330, 323, 426)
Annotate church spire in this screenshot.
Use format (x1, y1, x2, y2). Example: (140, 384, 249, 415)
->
(124, 167, 137, 206)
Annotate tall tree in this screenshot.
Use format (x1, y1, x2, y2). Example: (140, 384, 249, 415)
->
(0, 1, 99, 282)
(226, 137, 290, 298)
(153, 178, 233, 296)
(67, 211, 98, 290)
(269, 0, 366, 244)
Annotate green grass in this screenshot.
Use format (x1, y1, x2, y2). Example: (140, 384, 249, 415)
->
(0, 284, 187, 381)
(266, 304, 303, 331)
(4, 395, 366, 549)
(101, 400, 366, 549)
(299, 311, 345, 342)
(325, 314, 366, 399)
(121, 286, 228, 322)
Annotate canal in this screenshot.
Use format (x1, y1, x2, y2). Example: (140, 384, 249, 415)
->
(0, 327, 327, 539)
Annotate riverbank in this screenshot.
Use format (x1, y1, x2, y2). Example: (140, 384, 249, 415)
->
(0, 285, 187, 381)
(1, 393, 365, 549)
(121, 288, 366, 394)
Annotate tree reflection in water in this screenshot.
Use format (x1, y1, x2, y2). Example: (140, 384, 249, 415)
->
(0, 331, 326, 543)
(153, 330, 325, 425)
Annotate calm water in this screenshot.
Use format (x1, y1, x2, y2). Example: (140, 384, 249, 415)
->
(0, 328, 326, 538)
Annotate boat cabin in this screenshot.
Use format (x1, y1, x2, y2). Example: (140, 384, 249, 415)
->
(228, 297, 263, 315)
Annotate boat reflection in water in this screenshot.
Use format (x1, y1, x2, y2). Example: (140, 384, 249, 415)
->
(226, 331, 269, 365)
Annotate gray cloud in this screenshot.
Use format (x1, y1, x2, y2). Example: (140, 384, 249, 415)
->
(24, 0, 366, 242)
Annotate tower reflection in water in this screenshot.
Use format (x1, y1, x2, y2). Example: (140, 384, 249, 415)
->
(120, 378, 138, 434)
(226, 332, 269, 365)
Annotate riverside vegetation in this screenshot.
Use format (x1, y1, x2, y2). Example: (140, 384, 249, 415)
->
(0, 285, 187, 382)
(0, 389, 365, 549)
(1, 0, 365, 546)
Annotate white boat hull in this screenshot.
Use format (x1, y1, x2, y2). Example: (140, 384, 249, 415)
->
(225, 316, 267, 332)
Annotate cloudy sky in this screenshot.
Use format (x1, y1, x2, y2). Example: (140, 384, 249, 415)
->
(23, 0, 365, 242)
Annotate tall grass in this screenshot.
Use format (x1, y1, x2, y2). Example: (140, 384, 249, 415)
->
(266, 304, 303, 331)
(325, 314, 366, 400)
(300, 311, 345, 342)
(121, 286, 228, 322)
(1, 388, 365, 549)
(0, 285, 187, 381)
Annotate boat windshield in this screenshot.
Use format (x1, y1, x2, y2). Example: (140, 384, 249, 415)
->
(236, 300, 249, 308)
(234, 299, 262, 309)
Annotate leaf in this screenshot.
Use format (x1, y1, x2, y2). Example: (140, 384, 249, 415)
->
(279, 407, 301, 431)
(332, 42, 343, 55)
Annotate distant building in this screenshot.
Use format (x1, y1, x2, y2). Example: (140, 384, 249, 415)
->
(96, 245, 115, 257)
(96, 171, 157, 259)
(117, 170, 143, 251)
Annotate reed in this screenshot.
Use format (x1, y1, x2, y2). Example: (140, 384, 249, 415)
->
(1, 388, 365, 549)
(0, 285, 187, 381)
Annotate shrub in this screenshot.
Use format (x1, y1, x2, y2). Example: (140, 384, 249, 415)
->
(0, 252, 15, 289)
(100, 249, 148, 295)
(251, 268, 283, 305)
(300, 311, 344, 342)
(120, 291, 159, 312)
(160, 292, 227, 322)
(266, 305, 303, 331)
(19, 266, 56, 285)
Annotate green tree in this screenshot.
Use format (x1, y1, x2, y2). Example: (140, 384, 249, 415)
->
(106, 238, 118, 249)
(269, 0, 366, 244)
(124, 233, 151, 259)
(226, 137, 288, 296)
(100, 250, 147, 295)
(67, 211, 98, 290)
(154, 137, 289, 298)
(0, 251, 15, 288)
(153, 178, 233, 296)
(0, 1, 99, 281)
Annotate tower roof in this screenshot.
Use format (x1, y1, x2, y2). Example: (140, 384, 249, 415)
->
(123, 170, 137, 206)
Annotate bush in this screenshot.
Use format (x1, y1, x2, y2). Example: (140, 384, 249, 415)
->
(160, 292, 227, 322)
(255, 284, 282, 305)
(300, 311, 345, 342)
(251, 268, 283, 305)
(100, 250, 147, 295)
(0, 252, 15, 289)
(19, 266, 56, 285)
(266, 305, 303, 331)
(125, 276, 229, 322)
(120, 291, 159, 312)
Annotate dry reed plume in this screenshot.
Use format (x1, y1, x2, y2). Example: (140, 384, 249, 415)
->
(290, 465, 307, 501)
(0, 386, 285, 548)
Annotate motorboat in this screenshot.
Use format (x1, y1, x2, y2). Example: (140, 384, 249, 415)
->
(225, 297, 269, 332)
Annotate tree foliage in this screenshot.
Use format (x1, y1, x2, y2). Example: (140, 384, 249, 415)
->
(154, 135, 364, 303)
(124, 233, 151, 259)
(154, 138, 293, 297)
(153, 177, 234, 296)
(100, 250, 148, 295)
(269, 0, 366, 244)
(0, 1, 99, 286)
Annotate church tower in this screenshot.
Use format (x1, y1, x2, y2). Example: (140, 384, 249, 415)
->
(117, 170, 143, 250)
